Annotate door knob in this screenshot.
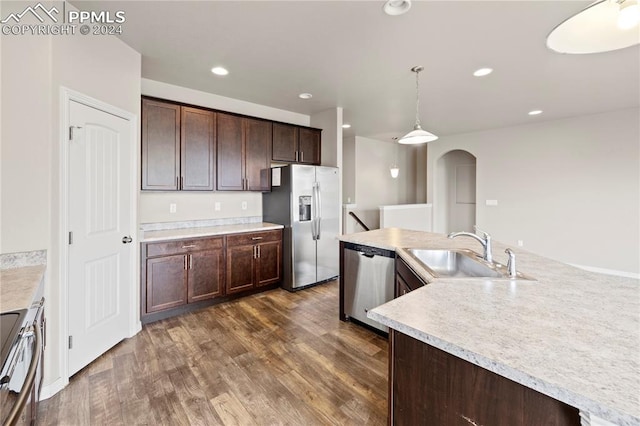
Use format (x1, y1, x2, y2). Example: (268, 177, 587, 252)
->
(122, 236, 133, 244)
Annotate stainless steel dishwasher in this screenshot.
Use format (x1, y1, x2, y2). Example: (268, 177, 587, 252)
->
(343, 242, 395, 333)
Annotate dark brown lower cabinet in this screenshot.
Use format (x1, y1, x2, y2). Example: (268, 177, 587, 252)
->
(188, 249, 224, 302)
(389, 330, 580, 426)
(226, 244, 256, 294)
(145, 254, 188, 313)
(226, 229, 283, 294)
(142, 229, 283, 323)
(142, 236, 224, 318)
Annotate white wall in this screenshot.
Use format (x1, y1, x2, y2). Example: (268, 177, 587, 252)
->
(1, 2, 142, 393)
(427, 108, 640, 274)
(140, 79, 311, 224)
(348, 136, 419, 230)
(342, 136, 356, 204)
(311, 107, 342, 168)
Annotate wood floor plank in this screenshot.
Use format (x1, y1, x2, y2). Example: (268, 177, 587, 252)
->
(38, 281, 388, 425)
(210, 391, 257, 426)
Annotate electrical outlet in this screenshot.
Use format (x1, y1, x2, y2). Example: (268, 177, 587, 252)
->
(241, 201, 247, 210)
(169, 203, 177, 213)
(214, 202, 221, 211)
(517, 240, 524, 247)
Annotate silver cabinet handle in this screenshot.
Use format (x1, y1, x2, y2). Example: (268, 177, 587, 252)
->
(295, 151, 299, 162)
(184, 255, 187, 270)
(257, 245, 261, 258)
(251, 236, 263, 240)
(301, 151, 304, 162)
(182, 245, 196, 249)
(189, 254, 193, 269)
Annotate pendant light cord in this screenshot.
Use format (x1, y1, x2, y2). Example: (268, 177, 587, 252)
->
(413, 67, 422, 127)
(416, 70, 420, 126)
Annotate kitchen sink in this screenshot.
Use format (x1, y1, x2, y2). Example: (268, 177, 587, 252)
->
(405, 249, 534, 280)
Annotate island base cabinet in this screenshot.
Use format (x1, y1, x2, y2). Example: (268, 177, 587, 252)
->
(390, 330, 580, 426)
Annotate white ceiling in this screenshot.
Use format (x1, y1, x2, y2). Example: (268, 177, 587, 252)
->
(74, 1, 639, 142)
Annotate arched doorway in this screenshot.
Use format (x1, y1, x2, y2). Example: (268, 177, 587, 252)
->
(434, 150, 477, 234)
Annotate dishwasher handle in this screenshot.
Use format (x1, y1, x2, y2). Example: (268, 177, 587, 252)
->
(360, 252, 375, 258)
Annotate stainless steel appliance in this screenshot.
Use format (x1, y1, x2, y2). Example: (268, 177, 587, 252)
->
(1, 298, 45, 426)
(343, 242, 395, 333)
(263, 165, 340, 291)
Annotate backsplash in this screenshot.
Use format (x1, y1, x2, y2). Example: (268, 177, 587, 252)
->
(140, 216, 262, 232)
(0, 250, 47, 269)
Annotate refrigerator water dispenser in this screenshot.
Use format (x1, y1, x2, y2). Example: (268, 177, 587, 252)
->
(299, 196, 312, 221)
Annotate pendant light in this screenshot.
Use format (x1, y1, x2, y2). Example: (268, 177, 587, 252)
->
(398, 66, 438, 144)
(547, 0, 640, 54)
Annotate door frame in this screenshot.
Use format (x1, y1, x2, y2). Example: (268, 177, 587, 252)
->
(58, 87, 140, 386)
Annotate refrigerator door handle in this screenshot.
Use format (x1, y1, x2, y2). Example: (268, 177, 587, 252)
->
(316, 183, 322, 240)
(311, 182, 318, 240)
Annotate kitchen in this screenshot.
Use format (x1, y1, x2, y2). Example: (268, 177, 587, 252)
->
(1, 0, 638, 425)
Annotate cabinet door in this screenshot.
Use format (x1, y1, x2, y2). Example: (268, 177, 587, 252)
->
(181, 107, 215, 191)
(216, 113, 244, 190)
(142, 99, 180, 190)
(245, 118, 272, 191)
(396, 274, 412, 298)
(226, 245, 255, 293)
(188, 248, 224, 303)
(146, 254, 187, 313)
(272, 123, 298, 162)
(256, 240, 281, 287)
(298, 127, 321, 165)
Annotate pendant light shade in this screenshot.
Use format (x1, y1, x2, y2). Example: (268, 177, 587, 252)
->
(547, 0, 640, 54)
(399, 66, 438, 144)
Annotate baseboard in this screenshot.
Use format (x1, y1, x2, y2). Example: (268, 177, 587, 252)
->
(40, 376, 68, 400)
(571, 264, 640, 279)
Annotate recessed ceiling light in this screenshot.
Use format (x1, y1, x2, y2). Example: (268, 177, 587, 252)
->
(342, 124, 351, 129)
(473, 68, 493, 77)
(298, 93, 313, 100)
(383, 0, 412, 16)
(528, 110, 543, 116)
(211, 67, 229, 76)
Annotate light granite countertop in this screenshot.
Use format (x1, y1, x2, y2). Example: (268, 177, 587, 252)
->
(339, 228, 640, 426)
(141, 222, 284, 242)
(0, 265, 46, 313)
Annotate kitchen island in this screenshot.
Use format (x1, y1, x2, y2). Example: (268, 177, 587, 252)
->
(339, 228, 639, 426)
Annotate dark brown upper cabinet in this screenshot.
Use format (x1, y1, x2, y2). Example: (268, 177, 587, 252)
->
(142, 99, 180, 190)
(181, 106, 216, 190)
(272, 123, 321, 165)
(141, 98, 215, 191)
(217, 113, 272, 192)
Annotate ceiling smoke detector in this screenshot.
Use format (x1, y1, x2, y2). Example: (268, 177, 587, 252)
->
(383, 0, 412, 16)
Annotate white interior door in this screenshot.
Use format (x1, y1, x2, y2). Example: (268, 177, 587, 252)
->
(68, 100, 132, 376)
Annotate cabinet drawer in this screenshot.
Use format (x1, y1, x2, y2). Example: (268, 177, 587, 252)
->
(226, 229, 282, 247)
(145, 236, 224, 257)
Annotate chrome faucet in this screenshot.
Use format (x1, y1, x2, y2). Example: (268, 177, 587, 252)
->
(505, 248, 517, 278)
(447, 226, 493, 262)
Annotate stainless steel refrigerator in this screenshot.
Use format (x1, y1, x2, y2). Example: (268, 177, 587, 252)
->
(262, 165, 340, 291)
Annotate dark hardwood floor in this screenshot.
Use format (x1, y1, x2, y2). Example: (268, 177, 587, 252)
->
(39, 280, 388, 425)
